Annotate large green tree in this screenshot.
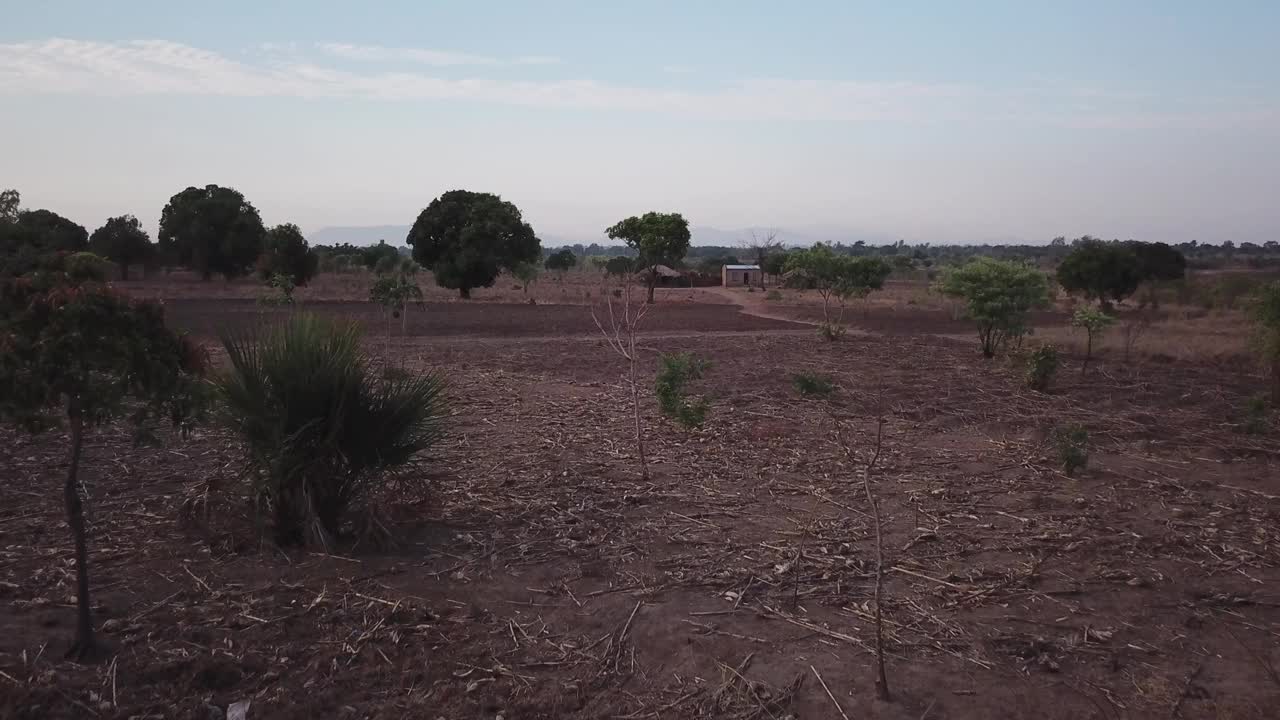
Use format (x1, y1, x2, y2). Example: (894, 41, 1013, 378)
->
(606, 212, 691, 303)
(1056, 240, 1141, 308)
(90, 215, 153, 280)
(784, 244, 891, 335)
(259, 223, 318, 286)
(15, 209, 89, 253)
(158, 185, 266, 280)
(406, 190, 541, 299)
(544, 248, 577, 273)
(1128, 241, 1187, 308)
(939, 257, 1051, 357)
(2, 203, 90, 277)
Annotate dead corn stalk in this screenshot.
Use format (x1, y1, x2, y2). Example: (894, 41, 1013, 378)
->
(834, 406, 890, 702)
(591, 283, 651, 479)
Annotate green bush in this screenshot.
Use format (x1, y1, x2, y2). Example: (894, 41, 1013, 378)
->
(765, 289, 783, 301)
(1252, 281, 1280, 402)
(1242, 394, 1269, 435)
(1071, 306, 1115, 372)
(791, 371, 835, 397)
(217, 314, 447, 548)
(1050, 424, 1089, 476)
(1025, 345, 1058, 392)
(937, 258, 1050, 358)
(656, 352, 711, 429)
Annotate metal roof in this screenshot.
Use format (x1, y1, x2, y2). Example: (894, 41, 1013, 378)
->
(723, 264, 761, 270)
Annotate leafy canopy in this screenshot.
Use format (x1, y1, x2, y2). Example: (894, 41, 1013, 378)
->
(604, 256, 636, 277)
(1071, 306, 1115, 334)
(2, 205, 90, 277)
(0, 270, 207, 434)
(0, 189, 18, 223)
(370, 272, 423, 314)
(1129, 241, 1186, 284)
(784, 244, 891, 299)
(544, 248, 577, 272)
(606, 212, 691, 270)
(761, 251, 789, 277)
(606, 212, 691, 302)
(1056, 240, 1141, 306)
(407, 190, 541, 299)
(259, 223, 318, 286)
(938, 257, 1050, 357)
(90, 215, 153, 280)
(158, 184, 266, 280)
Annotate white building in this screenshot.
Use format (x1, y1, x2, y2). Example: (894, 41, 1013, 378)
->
(721, 264, 762, 286)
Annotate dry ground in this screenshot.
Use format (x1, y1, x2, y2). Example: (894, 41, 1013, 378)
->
(2, 276, 1278, 719)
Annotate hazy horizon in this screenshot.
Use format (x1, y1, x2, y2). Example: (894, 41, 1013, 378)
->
(4, 2, 1278, 246)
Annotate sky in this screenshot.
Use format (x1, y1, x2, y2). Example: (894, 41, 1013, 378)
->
(2, 1, 1278, 245)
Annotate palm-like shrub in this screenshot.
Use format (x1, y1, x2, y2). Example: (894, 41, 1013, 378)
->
(217, 314, 446, 548)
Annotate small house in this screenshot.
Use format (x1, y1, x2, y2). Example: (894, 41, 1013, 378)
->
(721, 264, 761, 286)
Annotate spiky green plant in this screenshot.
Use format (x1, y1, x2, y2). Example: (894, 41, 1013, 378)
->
(1025, 345, 1058, 392)
(655, 352, 711, 429)
(1050, 424, 1089, 476)
(217, 314, 446, 548)
(791, 370, 835, 397)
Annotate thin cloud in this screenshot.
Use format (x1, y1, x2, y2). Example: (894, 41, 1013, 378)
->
(317, 42, 560, 67)
(0, 38, 1268, 130)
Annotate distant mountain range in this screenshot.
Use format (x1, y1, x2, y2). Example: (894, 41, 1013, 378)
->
(306, 223, 902, 248)
(308, 225, 411, 247)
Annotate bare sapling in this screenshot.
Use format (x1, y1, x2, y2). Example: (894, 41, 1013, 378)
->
(591, 282, 652, 479)
(834, 407, 890, 702)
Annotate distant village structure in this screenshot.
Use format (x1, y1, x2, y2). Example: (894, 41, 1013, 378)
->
(721, 264, 762, 286)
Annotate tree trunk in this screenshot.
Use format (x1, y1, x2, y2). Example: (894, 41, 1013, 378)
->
(63, 400, 96, 661)
(119, 264, 130, 281)
(646, 278, 656, 304)
(459, 286, 471, 299)
(979, 326, 995, 358)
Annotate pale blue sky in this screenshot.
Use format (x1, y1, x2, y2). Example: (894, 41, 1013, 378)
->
(3, 1, 1277, 244)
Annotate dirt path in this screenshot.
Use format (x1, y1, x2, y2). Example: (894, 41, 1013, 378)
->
(700, 286, 823, 326)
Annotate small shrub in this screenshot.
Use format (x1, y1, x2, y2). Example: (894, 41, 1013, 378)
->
(765, 290, 783, 301)
(656, 352, 711, 429)
(1025, 345, 1058, 392)
(1251, 281, 1280, 402)
(259, 272, 296, 308)
(217, 314, 447, 548)
(791, 371, 835, 397)
(1050, 424, 1089, 476)
(373, 254, 399, 276)
(1242, 394, 1269, 435)
(818, 322, 846, 341)
(612, 288, 622, 298)
(1071, 306, 1115, 373)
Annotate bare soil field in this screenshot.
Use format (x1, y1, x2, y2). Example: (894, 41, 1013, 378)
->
(162, 296, 802, 339)
(3, 282, 1279, 719)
